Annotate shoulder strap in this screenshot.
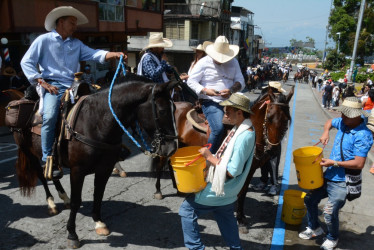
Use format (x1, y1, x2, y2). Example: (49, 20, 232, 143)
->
(340, 130, 345, 161)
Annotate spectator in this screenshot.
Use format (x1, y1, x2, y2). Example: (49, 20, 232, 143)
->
(299, 97, 372, 250)
(322, 81, 333, 109)
(82, 65, 94, 85)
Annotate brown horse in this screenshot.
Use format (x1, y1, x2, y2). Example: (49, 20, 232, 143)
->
(153, 87, 294, 234)
(11, 76, 178, 248)
(0, 89, 24, 126)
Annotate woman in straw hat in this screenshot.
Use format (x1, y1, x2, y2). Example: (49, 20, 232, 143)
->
(186, 36, 245, 153)
(299, 97, 373, 250)
(137, 33, 175, 83)
(179, 93, 255, 250)
(21, 6, 124, 180)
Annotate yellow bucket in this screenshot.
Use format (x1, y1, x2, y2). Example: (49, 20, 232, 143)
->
(281, 189, 307, 225)
(170, 146, 208, 193)
(293, 146, 324, 189)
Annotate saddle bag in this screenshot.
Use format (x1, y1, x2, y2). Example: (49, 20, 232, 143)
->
(5, 99, 36, 128)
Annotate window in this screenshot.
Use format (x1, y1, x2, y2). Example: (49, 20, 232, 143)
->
(142, 0, 161, 12)
(164, 20, 185, 40)
(92, 0, 124, 21)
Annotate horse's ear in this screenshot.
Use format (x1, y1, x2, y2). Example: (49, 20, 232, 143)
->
(286, 86, 295, 104)
(268, 86, 275, 102)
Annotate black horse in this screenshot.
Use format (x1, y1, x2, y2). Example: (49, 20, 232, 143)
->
(12, 74, 178, 248)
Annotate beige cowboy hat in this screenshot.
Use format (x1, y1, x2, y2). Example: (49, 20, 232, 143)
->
(205, 36, 239, 64)
(220, 92, 254, 114)
(262, 81, 286, 93)
(2, 66, 16, 76)
(142, 33, 173, 51)
(367, 108, 374, 133)
(333, 97, 369, 118)
(192, 44, 205, 52)
(202, 41, 213, 51)
(45, 6, 88, 31)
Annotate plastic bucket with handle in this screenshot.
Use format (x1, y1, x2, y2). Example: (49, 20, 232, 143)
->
(293, 146, 324, 189)
(281, 189, 307, 225)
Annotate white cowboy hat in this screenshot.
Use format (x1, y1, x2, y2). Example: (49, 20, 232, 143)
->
(45, 6, 88, 31)
(220, 92, 254, 114)
(202, 41, 213, 51)
(205, 36, 239, 63)
(333, 97, 369, 118)
(192, 44, 205, 52)
(262, 81, 286, 93)
(142, 33, 173, 51)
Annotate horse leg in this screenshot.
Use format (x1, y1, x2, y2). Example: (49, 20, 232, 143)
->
(52, 179, 71, 209)
(92, 168, 112, 236)
(67, 170, 85, 249)
(154, 156, 165, 200)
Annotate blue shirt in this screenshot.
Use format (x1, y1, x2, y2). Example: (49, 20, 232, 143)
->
(21, 30, 108, 87)
(194, 129, 256, 206)
(324, 118, 373, 182)
(141, 51, 173, 83)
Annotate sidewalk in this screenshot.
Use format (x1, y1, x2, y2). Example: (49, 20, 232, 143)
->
(309, 83, 374, 166)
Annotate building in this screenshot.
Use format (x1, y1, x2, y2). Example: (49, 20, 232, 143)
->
(0, 0, 164, 81)
(127, 0, 233, 74)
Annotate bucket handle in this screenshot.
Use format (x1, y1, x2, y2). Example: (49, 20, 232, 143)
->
(185, 144, 212, 167)
(312, 141, 326, 164)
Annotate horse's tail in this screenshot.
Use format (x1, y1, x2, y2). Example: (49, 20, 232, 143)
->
(15, 135, 38, 196)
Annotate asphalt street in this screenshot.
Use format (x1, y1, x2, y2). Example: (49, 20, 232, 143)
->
(0, 73, 373, 250)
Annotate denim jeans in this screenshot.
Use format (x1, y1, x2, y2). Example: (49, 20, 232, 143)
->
(41, 82, 68, 162)
(179, 197, 243, 250)
(322, 94, 331, 108)
(304, 179, 347, 241)
(201, 100, 224, 154)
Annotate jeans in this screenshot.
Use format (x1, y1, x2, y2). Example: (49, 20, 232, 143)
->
(41, 82, 68, 162)
(322, 94, 331, 108)
(304, 179, 347, 241)
(179, 197, 243, 250)
(201, 100, 224, 154)
(260, 145, 281, 185)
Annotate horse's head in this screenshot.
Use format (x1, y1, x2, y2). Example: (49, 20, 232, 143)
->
(136, 82, 179, 157)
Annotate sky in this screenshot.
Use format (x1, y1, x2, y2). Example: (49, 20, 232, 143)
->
(233, 0, 334, 50)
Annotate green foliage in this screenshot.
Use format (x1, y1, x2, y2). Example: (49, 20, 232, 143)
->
(322, 49, 347, 70)
(330, 71, 346, 81)
(356, 72, 374, 83)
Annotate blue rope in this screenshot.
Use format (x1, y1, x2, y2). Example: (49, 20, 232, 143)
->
(107, 55, 150, 152)
(136, 121, 151, 151)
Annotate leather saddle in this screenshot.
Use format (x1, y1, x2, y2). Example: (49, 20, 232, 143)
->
(185, 107, 231, 134)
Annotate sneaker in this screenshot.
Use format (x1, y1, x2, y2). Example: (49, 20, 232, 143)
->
(253, 181, 267, 191)
(267, 185, 278, 196)
(370, 166, 374, 175)
(320, 238, 338, 250)
(298, 227, 324, 240)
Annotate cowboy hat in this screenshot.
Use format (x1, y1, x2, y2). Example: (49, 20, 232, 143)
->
(45, 6, 88, 31)
(333, 97, 369, 118)
(142, 33, 173, 51)
(220, 92, 254, 114)
(262, 81, 286, 93)
(192, 44, 205, 52)
(2, 66, 16, 76)
(202, 41, 213, 51)
(367, 108, 374, 133)
(205, 36, 239, 64)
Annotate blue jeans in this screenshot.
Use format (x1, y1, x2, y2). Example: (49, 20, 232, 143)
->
(41, 82, 68, 162)
(304, 179, 347, 241)
(322, 95, 331, 108)
(179, 197, 243, 250)
(201, 100, 224, 154)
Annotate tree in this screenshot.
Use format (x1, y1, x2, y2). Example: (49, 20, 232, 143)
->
(329, 0, 374, 62)
(323, 48, 347, 71)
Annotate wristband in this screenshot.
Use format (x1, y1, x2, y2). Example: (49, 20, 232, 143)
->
(333, 161, 339, 167)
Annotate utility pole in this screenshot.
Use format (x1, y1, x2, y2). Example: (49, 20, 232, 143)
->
(348, 0, 366, 82)
(322, 0, 333, 63)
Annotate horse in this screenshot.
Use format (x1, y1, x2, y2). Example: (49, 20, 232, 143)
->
(153, 86, 294, 233)
(246, 74, 261, 92)
(12, 75, 179, 248)
(0, 89, 24, 126)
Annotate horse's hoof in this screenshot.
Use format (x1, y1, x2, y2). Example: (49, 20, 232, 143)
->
(112, 168, 119, 174)
(119, 171, 127, 178)
(239, 225, 249, 234)
(153, 192, 163, 200)
(95, 226, 110, 236)
(67, 239, 80, 249)
(48, 207, 59, 216)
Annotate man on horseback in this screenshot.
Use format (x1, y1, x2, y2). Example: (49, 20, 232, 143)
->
(137, 33, 175, 83)
(179, 93, 255, 250)
(186, 36, 245, 153)
(21, 6, 124, 180)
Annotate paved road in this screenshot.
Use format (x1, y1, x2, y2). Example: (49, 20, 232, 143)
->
(0, 74, 373, 250)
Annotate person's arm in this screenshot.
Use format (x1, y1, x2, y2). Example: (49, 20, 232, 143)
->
(319, 118, 333, 145)
(187, 59, 220, 97)
(320, 156, 367, 170)
(142, 55, 170, 82)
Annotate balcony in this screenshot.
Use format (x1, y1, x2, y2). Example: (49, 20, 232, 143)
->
(164, 3, 221, 18)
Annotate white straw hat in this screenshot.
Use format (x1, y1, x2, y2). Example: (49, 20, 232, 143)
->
(142, 33, 173, 51)
(205, 36, 239, 63)
(192, 44, 205, 51)
(220, 92, 254, 114)
(45, 6, 88, 31)
(333, 97, 369, 118)
(263, 81, 286, 93)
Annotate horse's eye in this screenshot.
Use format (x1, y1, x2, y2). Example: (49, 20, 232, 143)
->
(159, 109, 167, 116)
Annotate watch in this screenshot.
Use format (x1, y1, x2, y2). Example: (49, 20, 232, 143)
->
(333, 161, 339, 167)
